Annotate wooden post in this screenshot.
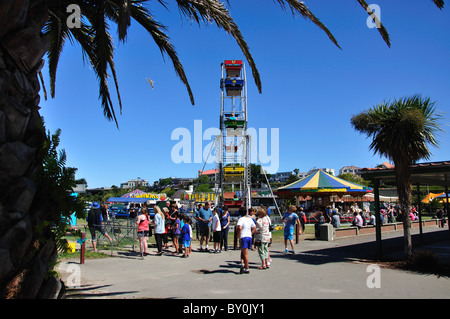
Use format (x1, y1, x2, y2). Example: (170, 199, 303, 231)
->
(374, 179, 382, 260)
(416, 183, 423, 245)
(445, 186, 449, 238)
(80, 232, 86, 264)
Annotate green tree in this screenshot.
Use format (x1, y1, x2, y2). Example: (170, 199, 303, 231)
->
(159, 178, 173, 187)
(351, 95, 443, 259)
(75, 178, 87, 185)
(192, 175, 213, 193)
(161, 186, 176, 198)
(285, 173, 300, 185)
(34, 128, 85, 248)
(0, 0, 445, 299)
(250, 164, 271, 187)
(195, 184, 213, 193)
(337, 173, 370, 187)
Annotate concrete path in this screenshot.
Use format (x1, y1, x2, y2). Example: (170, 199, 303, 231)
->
(57, 226, 450, 299)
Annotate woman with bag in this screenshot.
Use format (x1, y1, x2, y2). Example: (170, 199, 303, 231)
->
(153, 206, 165, 255)
(255, 207, 271, 269)
(136, 206, 150, 256)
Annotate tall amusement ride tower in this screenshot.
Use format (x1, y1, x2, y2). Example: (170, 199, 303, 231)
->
(214, 60, 251, 212)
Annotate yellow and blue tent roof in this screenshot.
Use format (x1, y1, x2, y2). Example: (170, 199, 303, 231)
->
(275, 170, 372, 194)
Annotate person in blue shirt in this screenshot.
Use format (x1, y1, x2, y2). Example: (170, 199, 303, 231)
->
(282, 205, 299, 254)
(331, 211, 341, 228)
(181, 216, 192, 258)
(198, 201, 213, 252)
(220, 206, 231, 251)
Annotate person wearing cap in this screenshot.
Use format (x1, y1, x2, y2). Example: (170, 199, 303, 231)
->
(87, 202, 112, 252)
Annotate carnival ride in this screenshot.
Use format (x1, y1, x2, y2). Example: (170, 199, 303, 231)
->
(189, 60, 280, 216)
(214, 60, 251, 212)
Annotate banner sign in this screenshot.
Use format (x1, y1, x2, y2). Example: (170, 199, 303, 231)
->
(187, 193, 215, 202)
(133, 193, 167, 201)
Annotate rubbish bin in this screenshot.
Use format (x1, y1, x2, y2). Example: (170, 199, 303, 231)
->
(319, 223, 334, 241)
(66, 242, 76, 253)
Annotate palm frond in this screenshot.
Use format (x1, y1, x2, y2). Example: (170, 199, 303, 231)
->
(82, 1, 120, 127)
(117, 0, 132, 41)
(38, 71, 47, 100)
(432, 0, 445, 9)
(46, 1, 122, 127)
(356, 0, 391, 47)
(275, 0, 341, 49)
(44, 9, 72, 98)
(175, 0, 262, 93)
(351, 95, 443, 164)
(129, 3, 195, 104)
(107, 57, 123, 116)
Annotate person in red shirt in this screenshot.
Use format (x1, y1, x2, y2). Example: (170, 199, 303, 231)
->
(136, 206, 150, 256)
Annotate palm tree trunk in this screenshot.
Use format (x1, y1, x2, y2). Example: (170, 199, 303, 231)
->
(0, 0, 64, 298)
(394, 160, 413, 259)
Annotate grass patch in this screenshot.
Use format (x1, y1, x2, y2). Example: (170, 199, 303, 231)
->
(58, 250, 110, 261)
(59, 220, 319, 260)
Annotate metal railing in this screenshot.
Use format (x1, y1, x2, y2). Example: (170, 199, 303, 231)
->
(94, 219, 140, 255)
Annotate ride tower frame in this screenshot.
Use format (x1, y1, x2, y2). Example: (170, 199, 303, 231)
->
(215, 60, 251, 211)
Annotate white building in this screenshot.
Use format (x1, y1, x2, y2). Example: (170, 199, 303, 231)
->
(268, 171, 294, 183)
(72, 183, 87, 193)
(120, 178, 149, 189)
(339, 165, 361, 176)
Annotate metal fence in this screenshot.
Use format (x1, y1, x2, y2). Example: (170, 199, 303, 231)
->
(85, 214, 286, 257)
(94, 219, 140, 255)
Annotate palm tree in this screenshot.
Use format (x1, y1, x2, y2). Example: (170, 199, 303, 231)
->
(351, 95, 443, 259)
(0, 0, 445, 298)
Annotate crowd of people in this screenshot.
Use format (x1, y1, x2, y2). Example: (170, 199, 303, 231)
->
(192, 202, 274, 273)
(86, 200, 307, 274)
(306, 202, 448, 238)
(86, 199, 447, 274)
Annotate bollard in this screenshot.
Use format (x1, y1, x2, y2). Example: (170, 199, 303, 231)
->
(319, 223, 334, 241)
(79, 232, 86, 264)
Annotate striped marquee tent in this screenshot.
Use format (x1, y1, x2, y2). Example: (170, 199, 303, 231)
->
(274, 169, 372, 199)
(120, 189, 147, 198)
(106, 189, 150, 204)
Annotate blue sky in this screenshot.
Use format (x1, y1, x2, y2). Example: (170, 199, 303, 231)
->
(40, 0, 450, 188)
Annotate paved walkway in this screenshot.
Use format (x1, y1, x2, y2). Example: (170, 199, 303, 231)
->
(57, 226, 450, 299)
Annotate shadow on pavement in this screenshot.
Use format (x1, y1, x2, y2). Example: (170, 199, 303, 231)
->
(273, 229, 450, 266)
(66, 284, 139, 298)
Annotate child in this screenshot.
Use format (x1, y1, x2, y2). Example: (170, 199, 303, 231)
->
(172, 212, 181, 254)
(283, 205, 299, 254)
(237, 207, 256, 274)
(181, 217, 192, 258)
(211, 207, 222, 253)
